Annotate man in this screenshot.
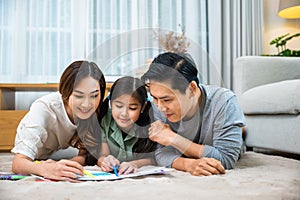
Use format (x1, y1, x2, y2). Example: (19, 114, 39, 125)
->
(141, 52, 245, 176)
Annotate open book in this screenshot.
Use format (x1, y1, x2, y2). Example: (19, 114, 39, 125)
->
(77, 165, 173, 181)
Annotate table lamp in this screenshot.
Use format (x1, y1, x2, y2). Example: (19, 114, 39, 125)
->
(278, 0, 300, 19)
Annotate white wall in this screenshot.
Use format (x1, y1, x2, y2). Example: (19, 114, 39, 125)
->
(263, 0, 300, 55)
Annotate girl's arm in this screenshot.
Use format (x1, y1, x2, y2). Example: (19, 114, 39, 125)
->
(96, 142, 110, 166)
(97, 143, 120, 171)
(12, 153, 84, 181)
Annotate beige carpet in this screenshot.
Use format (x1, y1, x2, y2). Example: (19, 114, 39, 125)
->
(0, 151, 299, 200)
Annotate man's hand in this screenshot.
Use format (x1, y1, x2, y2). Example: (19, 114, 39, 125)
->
(148, 120, 176, 146)
(173, 157, 226, 176)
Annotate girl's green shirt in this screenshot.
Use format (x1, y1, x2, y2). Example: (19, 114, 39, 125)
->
(100, 109, 139, 162)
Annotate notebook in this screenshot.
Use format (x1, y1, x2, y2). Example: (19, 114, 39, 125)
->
(77, 165, 173, 181)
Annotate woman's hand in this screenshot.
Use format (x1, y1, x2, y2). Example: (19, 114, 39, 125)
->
(98, 155, 120, 172)
(38, 159, 84, 182)
(118, 162, 138, 175)
(148, 120, 176, 146)
(12, 154, 83, 182)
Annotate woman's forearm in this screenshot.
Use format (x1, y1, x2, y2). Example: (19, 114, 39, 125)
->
(12, 154, 42, 176)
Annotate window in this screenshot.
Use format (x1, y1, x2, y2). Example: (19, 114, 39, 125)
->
(0, 0, 207, 83)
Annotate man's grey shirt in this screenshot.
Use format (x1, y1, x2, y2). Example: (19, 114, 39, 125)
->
(153, 84, 246, 169)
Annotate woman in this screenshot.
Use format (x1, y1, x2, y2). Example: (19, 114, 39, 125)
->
(11, 61, 106, 181)
(141, 52, 246, 176)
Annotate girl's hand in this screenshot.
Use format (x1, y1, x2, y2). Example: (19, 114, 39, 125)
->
(38, 159, 84, 182)
(98, 155, 120, 172)
(118, 162, 138, 175)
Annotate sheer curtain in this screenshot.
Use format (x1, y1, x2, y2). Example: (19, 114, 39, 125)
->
(0, 0, 208, 109)
(0, 0, 208, 83)
(0, 0, 73, 83)
(0, 0, 264, 109)
(207, 0, 264, 89)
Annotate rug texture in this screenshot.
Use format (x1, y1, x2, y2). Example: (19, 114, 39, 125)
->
(0, 152, 299, 200)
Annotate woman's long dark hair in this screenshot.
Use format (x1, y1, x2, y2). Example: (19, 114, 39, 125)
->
(59, 60, 106, 157)
(101, 76, 157, 158)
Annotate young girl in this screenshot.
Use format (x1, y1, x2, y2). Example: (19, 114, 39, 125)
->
(87, 76, 157, 175)
(11, 61, 106, 181)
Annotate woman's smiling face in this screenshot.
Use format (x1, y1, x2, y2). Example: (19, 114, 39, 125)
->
(67, 76, 101, 120)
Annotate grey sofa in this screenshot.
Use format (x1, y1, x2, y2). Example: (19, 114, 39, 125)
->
(233, 56, 300, 155)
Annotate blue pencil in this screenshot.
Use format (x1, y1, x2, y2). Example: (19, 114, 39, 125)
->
(113, 166, 119, 177)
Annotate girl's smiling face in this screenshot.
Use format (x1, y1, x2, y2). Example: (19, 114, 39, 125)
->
(67, 76, 101, 121)
(111, 94, 143, 133)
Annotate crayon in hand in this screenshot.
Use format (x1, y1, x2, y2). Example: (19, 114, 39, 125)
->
(113, 166, 119, 176)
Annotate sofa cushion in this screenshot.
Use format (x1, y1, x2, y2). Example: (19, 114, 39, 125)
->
(240, 79, 300, 114)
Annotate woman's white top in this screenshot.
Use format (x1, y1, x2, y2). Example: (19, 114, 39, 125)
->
(11, 92, 77, 160)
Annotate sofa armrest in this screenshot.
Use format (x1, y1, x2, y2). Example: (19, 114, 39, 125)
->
(233, 56, 300, 96)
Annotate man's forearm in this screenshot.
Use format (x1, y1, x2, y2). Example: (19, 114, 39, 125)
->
(172, 157, 196, 172)
(171, 134, 204, 158)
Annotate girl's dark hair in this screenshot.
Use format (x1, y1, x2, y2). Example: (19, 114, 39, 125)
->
(141, 52, 199, 94)
(99, 76, 151, 126)
(100, 76, 156, 158)
(59, 60, 106, 157)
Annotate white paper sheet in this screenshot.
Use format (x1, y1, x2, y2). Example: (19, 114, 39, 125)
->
(77, 165, 173, 181)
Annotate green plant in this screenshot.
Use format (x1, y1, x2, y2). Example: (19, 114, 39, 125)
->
(267, 33, 300, 57)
